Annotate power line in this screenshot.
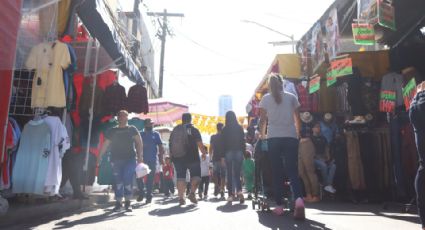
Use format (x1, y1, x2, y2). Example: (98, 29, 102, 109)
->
(173, 28, 263, 66)
(169, 67, 262, 78)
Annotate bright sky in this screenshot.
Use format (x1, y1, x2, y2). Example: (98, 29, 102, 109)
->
(124, 0, 334, 116)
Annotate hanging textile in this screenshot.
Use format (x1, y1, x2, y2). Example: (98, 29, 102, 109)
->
(12, 120, 51, 195)
(126, 84, 149, 114)
(25, 41, 71, 108)
(44, 116, 70, 195)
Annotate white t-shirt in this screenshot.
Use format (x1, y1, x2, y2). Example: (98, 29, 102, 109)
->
(259, 91, 300, 139)
(200, 154, 210, 177)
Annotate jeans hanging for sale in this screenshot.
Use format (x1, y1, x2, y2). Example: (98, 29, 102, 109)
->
(409, 91, 425, 228)
(389, 113, 407, 198)
(345, 131, 366, 191)
(331, 136, 348, 195)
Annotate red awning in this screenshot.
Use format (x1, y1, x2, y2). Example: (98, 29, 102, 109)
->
(137, 99, 188, 125)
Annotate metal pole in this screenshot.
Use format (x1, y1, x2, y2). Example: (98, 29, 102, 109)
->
(82, 39, 100, 192)
(158, 9, 167, 98)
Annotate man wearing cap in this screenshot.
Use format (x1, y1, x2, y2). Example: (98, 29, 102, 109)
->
(137, 118, 165, 204)
(99, 110, 143, 212)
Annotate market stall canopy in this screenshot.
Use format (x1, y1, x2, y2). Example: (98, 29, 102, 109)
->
(255, 54, 301, 96)
(137, 99, 189, 125)
(76, 0, 144, 83)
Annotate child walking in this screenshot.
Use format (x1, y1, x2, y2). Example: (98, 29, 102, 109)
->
(162, 156, 175, 197)
(198, 151, 210, 200)
(242, 150, 255, 199)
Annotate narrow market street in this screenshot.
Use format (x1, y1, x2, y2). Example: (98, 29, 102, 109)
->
(4, 189, 421, 230)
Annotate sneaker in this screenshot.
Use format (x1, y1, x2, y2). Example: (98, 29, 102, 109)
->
(220, 191, 225, 199)
(294, 198, 305, 220)
(145, 197, 152, 204)
(324, 185, 336, 194)
(204, 194, 208, 200)
(113, 201, 122, 212)
(272, 206, 284, 216)
(227, 196, 234, 203)
(214, 189, 219, 197)
(136, 195, 144, 202)
(188, 193, 198, 204)
(198, 192, 203, 200)
(124, 200, 132, 212)
(237, 192, 245, 204)
(179, 198, 186, 206)
(247, 193, 253, 200)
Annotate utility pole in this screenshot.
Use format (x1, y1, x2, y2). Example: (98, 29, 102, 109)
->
(147, 9, 184, 98)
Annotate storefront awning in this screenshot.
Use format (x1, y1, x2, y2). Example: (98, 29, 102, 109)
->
(137, 99, 189, 125)
(76, 0, 144, 84)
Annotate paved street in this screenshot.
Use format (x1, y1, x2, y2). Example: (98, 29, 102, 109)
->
(7, 191, 421, 230)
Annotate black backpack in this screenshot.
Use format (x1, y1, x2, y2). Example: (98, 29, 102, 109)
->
(169, 124, 189, 158)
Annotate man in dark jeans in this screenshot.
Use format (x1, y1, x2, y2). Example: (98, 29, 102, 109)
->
(410, 81, 425, 230)
(137, 119, 165, 204)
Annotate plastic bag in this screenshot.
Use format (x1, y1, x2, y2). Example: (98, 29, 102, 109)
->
(136, 163, 151, 178)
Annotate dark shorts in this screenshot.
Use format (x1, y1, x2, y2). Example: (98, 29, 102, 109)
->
(173, 158, 201, 180)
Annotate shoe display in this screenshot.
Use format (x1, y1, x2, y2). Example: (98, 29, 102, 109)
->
(293, 198, 305, 220)
(272, 206, 284, 216)
(124, 200, 132, 212)
(324, 185, 336, 194)
(188, 193, 198, 204)
(113, 201, 122, 212)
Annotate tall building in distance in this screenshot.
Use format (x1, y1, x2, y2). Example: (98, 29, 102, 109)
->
(219, 95, 233, 117)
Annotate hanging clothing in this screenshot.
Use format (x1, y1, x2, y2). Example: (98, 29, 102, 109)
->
(78, 82, 104, 118)
(12, 120, 51, 195)
(43, 116, 70, 195)
(296, 83, 311, 112)
(126, 84, 149, 114)
(345, 131, 366, 190)
(25, 41, 71, 108)
(282, 79, 298, 98)
(103, 83, 127, 116)
(335, 81, 351, 113)
(63, 43, 77, 111)
(380, 72, 405, 107)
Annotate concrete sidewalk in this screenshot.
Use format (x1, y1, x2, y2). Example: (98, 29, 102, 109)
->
(0, 193, 112, 228)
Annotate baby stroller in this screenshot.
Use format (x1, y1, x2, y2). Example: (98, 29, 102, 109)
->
(252, 140, 293, 212)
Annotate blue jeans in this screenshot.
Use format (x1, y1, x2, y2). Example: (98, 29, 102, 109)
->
(314, 159, 336, 186)
(268, 137, 302, 205)
(137, 161, 156, 199)
(225, 151, 243, 196)
(409, 91, 425, 228)
(111, 159, 137, 201)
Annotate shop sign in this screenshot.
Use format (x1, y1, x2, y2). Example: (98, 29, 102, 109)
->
(378, 0, 396, 31)
(328, 56, 353, 78)
(326, 70, 337, 87)
(379, 90, 396, 112)
(352, 23, 375, 45)
(309, 74, 321, 94)
(402, 78, 417, 110)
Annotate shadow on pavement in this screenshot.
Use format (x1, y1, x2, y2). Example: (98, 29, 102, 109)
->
(148, 204, 199, 216)
(307, 202, 421, 225)
(257, 211, 332, 230)
(53, 209, 134, 229)
(216, 203, 248, 212)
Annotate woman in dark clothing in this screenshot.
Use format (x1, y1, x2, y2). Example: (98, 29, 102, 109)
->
(221, 111, 246, 204)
